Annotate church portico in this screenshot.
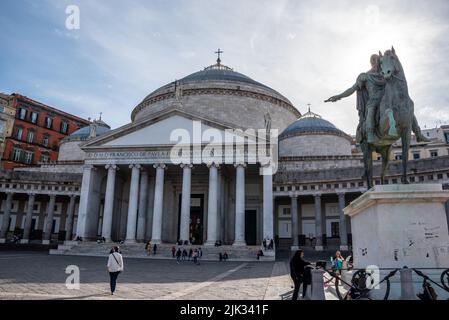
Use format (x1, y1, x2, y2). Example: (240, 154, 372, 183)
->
(75, 158, 273, 247)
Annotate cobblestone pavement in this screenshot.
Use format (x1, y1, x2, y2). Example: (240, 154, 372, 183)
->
(0, 252, 294, 300)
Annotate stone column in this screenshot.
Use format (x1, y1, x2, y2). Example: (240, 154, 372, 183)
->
(151, 164, 166, 244)
(21, 193, 35, 243)
(125, 164, 141, 243)
(290, 193, 299, 249)
(205, 163, 219, 245)
(0, 192, 14, 243)
(179, 163, 193, 243)
(43, 194, 56, 244)
(338, 192, 348, 250)
(314, 194, 323, 251)
(65, 195, 77, 241)
(102, 164, 118, 242)
(233, 163, 246, 246)
(263, 168, 274, 244)
(76, 165, 96, 239)
(136, 168, 149, 241)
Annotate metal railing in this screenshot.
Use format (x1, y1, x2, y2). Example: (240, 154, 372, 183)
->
(312, 266, 449, 300)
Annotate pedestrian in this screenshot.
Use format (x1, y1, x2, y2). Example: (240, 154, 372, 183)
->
(171, 246, 176, 258)
(193, 249, 199, 264)
(223, 252, 228, 261)
(176, 248, 182, 263)
(188, 248, 193, 261)
(256, 249, 264, 260)
(107, 246, 124, 295)
(268, 239, 274, 250)
(290, 249, 311, 300)
(153, 243, 157, 255)
(147, 242, 152, 255)
(332, 250, 344, 275)
(219, 252, 223, 261)
(262, 238, 267, 250)
(198, 247, 202, 260)
(182, 249, 188, 261)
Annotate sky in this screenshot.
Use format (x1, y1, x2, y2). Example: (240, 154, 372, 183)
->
(1, 0, 449, 134)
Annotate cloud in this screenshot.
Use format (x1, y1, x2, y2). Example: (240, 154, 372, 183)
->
(0, 0, 448, 133)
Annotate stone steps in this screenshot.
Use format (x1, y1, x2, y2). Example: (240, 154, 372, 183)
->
(50, 241, 276, 261)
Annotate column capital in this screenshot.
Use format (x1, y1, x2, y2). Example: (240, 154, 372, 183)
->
(234, 162, 247, 169)
(336, 191, 346, 197)
(289, 191, 298, 198)
(313, 193, 322, 199)
(129, 164, 142, 170)
(180, 163, 193, 169)
(153, 163, 167, 170)
(206, 162, 220, 169)
(26, 192, 36, 197)
(83, 164, 96, 171)
(68, 194, 77, 199)
(105, 164, 119, 171)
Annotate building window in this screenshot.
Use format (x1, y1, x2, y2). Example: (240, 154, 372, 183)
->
(11, 148, 22, 161)
(30, 111, 39, 124)
(17, 108, 27, 120)
(437, 173, 443, 179)
(26, 130, 34, 143)
(302, 186, 308, 190)
(45, 116, 53, 129)
(42, 135, 49, 147)
(413, 152, 420, 160)
(419, 176, 424, 182)
(430, 150, 438, 158)
(392, 178, 398, 184)
(24, 151, 33, 164)
(428, 175, 434, 180)
(0, 105, 4, 113)
(60, 121, 69, 134)
(0, 120, 5, 133)
(40, 154, 50, 163)
(410, 176, 415, 182)
(394, 153, 402, 160)
(15, 127, 23, 140)
(331, 222, 340, 237)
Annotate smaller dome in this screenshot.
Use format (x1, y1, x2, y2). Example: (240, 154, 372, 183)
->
(278, 108, 353, 157)
(62, 119, 111, 142)
(280, 109, 347, 140)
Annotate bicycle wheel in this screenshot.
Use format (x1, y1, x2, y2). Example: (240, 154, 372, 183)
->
(441, 269, 449, 292)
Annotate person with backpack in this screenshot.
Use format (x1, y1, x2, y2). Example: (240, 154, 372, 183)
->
(176, 248, 182, 263)
(107, 246, 124, 295)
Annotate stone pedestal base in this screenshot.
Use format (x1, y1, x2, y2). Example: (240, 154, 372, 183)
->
(0, 238, 5, 244)
(20, 239, 29, 244)
(42, 240, 50, 245)
(232, 241, 247, 247)
(315, 245, 324, 251)
(339, 245, 349, 251)
(290, 245, 300, 251)
(344, 184, 449, 269)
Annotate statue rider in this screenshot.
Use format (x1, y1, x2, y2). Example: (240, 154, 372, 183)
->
(325, 54, 429, 143)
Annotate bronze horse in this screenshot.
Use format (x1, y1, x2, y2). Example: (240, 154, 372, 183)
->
(362, 47, 414, 187)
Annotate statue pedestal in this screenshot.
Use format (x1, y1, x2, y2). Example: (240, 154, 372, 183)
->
(344, 184, 449, 269)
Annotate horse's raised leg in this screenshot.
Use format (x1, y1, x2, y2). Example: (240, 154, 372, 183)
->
(401, 129, 411, 184)
(380, 146, 392, 184)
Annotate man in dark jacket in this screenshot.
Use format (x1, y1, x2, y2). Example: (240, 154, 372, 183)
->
(290, 250, 312, 300)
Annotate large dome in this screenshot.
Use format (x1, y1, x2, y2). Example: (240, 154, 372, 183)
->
(279, 109, 353, 157)
(131, 60, 300, 132)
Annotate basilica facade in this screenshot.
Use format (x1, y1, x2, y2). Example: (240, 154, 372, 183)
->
(1, 59, 449, 255)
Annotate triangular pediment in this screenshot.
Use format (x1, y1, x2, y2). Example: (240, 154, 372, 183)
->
(82, 108, 263, 150)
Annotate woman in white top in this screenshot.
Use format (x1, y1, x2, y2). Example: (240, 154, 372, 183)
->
(107, 246, 124, 295)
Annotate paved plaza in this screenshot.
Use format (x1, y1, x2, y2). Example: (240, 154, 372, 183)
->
(0, 251, 295, 300)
